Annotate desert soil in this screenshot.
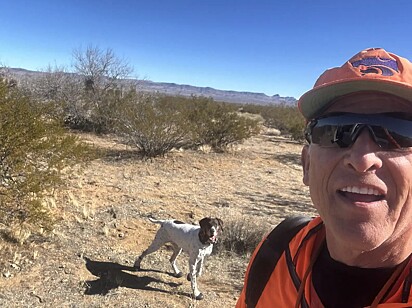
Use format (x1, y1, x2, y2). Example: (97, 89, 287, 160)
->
(0, 129, 317, 308)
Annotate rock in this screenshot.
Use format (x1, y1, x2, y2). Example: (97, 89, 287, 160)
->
(3, 271, 11, 278)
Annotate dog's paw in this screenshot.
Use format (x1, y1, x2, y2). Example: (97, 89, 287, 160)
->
(195, 293, 204, 300)
(174, 271, 183, 278)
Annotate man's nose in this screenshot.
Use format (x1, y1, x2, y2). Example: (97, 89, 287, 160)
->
(343, 129, 383, 173)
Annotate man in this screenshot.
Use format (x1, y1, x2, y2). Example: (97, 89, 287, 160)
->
(236, 48, 412, 307)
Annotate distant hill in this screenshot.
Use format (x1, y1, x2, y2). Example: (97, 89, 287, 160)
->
(135, 80, 297, 105)
(8, 67, 297, 106)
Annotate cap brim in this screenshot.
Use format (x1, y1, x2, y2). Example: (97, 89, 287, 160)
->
(298, 79, 412, 119)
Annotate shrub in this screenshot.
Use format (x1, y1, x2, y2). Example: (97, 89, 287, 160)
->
(217, 219, 268, 256)
(241, 103, 306, 141)
(114, 94, 261, 157)
(0, 81, 91, 242)
(114, 92, 190, 158)
(184, 97, 261, 152)
(19, 47, 136, 134)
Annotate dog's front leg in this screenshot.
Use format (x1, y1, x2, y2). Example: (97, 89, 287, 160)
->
(188, 257, 203, 300)
(196, 256, 204, 277)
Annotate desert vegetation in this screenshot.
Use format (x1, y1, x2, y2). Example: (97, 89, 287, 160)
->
(0, 46, 311, 307)
(240, 103, 306, 141)
(0, 79, 92, 243)
(0, 44, 305, 238)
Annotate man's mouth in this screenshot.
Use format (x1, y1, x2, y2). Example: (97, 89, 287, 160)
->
(338, 186, 385, 203)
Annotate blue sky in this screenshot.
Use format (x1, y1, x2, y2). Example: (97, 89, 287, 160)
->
(1, 0, 412, 99)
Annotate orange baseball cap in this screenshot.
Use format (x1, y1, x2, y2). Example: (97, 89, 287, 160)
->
(298, 48, 412, 119)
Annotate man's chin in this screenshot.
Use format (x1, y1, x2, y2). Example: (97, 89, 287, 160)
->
(328, 220, 387, 251)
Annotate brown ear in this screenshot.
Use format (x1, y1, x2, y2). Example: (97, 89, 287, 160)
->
(199, 217, 210, 229)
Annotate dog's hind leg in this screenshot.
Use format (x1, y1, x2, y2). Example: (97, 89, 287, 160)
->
(134, 231, 166, 270)
(169, 243, 183, 277)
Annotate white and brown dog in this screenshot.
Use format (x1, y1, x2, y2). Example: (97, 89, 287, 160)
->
(134, 217, 223, 300)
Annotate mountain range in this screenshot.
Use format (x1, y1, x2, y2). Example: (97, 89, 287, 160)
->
(8, 67, 297, 106)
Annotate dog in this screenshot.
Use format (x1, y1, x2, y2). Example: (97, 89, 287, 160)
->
(134, 217, 223, 300)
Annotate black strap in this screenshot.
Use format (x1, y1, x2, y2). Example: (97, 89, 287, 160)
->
(402, 266, 412, 303)
(245, 216, 312, 308)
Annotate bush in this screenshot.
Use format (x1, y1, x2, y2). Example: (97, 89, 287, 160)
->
(0, 81, 91, 242)
(241, 103, 306, 141)
(114, 94, 261, 157)
(114, 92, 190, 158)
(18, 47, 136, 135)
(184, 97, 261, 151)
(217, 219, 268, 256)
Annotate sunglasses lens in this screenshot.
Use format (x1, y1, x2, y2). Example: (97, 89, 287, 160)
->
(373, 126, 412, 148)
(310, 125, 349, 147)
(306, 114, 412, 149)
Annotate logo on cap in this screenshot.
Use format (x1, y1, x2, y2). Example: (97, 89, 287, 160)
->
(351, 57, 399, 76)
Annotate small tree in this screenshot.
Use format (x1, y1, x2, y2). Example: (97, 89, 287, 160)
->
(73, 45, 133, 93)
(0, 80, 91, 241)
(72, 45, 135, 133)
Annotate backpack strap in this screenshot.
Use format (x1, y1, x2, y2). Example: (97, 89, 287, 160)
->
(245, 216, 312, 308)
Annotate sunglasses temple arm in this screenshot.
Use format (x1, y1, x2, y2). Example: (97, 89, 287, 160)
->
(382, 128, 401, 149)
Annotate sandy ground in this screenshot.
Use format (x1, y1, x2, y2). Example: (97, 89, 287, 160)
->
(0, 129, 317, 307)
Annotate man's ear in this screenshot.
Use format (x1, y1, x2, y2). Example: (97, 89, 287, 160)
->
(301, 145, 310, 186)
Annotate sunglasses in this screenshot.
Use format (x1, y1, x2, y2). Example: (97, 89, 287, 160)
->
(304, 113, 412, 150)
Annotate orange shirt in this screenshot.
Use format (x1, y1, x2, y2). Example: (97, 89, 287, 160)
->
(236, 217, 412, 308)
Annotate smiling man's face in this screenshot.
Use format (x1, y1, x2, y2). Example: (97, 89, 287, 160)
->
(301, 92, 412, 266)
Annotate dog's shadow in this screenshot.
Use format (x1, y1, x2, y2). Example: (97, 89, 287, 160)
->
(83, 257, 186, 296)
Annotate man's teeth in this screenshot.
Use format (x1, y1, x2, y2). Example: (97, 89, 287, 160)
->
(340, 186, 380, 195)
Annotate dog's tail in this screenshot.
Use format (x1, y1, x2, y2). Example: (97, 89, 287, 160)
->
(148, 217, 164, 224)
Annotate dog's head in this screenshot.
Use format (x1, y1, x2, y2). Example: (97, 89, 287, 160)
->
(199, 217, 223, 244)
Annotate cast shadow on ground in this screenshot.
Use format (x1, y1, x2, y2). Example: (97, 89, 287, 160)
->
(272, 153, 302, 166)
(83, 257, 186, 297)
(235, 191, 313, 218)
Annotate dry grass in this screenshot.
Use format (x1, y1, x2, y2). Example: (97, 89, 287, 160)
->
(0, 128, 317, 307)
